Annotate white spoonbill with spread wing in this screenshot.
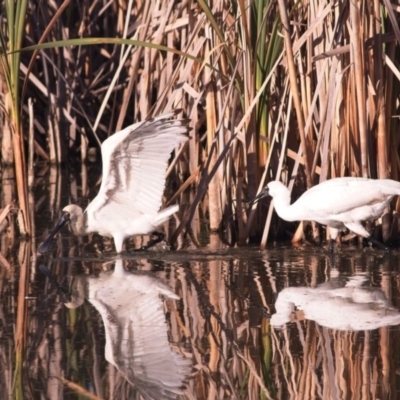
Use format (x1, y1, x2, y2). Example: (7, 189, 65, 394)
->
(38, 110, 189, 253)
(253, 177, 400, 248)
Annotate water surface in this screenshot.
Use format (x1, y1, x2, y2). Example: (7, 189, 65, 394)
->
(2, 164, 400, 399)
(5, 242, 399, 399)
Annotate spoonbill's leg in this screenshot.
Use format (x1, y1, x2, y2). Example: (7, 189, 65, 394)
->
(136, 232, 165, 251)
(344, 222, 388, 250)
(327, 227, 339, 252)
(365, 236, 389, 251)
(113, 234, 125, 254)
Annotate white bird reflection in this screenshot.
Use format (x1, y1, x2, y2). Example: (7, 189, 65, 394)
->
(65, 259, 191, 399)
(271, 275, 400, 331)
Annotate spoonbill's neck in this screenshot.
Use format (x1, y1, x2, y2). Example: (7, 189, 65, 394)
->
(271, 191, 299, 222)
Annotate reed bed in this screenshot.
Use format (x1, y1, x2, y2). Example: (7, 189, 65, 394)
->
(0, 0, 399, 246)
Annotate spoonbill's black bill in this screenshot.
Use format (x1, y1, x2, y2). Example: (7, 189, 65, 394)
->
(253, 177, 400, 248)
(38, 110, 190, 254)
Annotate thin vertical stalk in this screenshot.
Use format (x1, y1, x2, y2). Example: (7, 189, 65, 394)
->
(260, 92, 292, 248)
(374, 0, 387, 179)
(13, 241, 30, 399)
(1, 0, 31, 235)
(28, 98, 34, 189)
(349, 0, 368, 178)
(277, 0, 313, 188)
(205, 28, 222, 231)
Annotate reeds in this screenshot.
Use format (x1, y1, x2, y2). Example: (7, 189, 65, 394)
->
(0, 0, 31, 236)
(0, 0, 400, 245)
(1, 3, 400, 398)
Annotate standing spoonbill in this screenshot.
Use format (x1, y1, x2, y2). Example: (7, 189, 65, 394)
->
(252, 177, 400, 248)
(38, 110, 189, 254)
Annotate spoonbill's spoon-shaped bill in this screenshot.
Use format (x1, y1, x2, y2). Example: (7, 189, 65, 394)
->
(38, 110, 190, 254)
(253, 177, 400, 248)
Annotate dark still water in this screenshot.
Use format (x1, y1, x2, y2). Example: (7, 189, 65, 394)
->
(1, 164, 400, 399)
(3, 241, 400, 400)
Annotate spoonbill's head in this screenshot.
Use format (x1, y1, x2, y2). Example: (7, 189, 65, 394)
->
(38, 204, 84, 254)
(251, 181, 287, 204)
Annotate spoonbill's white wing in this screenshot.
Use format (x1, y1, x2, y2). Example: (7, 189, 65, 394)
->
(296, 178, 400, 218)
(88, 110, 189, 217)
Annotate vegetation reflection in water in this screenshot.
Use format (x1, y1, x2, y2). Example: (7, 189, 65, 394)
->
(2, 244, 399, 399)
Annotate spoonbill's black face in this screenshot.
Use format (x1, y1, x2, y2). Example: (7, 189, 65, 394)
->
(37, 211, 71, 254)
(249, 187, 270, 205)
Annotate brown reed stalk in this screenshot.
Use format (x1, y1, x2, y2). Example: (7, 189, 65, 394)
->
(277, 0, 313, 189)
(13, 241, 30, 399)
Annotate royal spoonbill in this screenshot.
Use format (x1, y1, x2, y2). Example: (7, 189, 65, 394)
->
(253, 177, 400, 248)
(38, 110, 189, 254)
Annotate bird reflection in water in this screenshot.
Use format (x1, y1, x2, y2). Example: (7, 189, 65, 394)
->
(41, 259, 191, 399)
(271, 273, 400, 331)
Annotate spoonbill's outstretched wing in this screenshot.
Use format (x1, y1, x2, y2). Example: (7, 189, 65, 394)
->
(88, 110, 189, 217)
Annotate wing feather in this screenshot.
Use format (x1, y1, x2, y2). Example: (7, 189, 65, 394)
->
(88, 110, 189, 217)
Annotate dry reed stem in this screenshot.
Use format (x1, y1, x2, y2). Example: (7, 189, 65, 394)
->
(277, 0, 312, 189)
(28, 98, 34, 189)
(349, 2, 368, 178)
(12, 136, 29, 236)
(14, 241, 31, 397)
(0, 204, 11, 227)
(166, 165, 201, 206)
(57, 376, 104, 400)
(0, 251, 11, 270)
(1, 95, 13, 164)
(260, 93, 292, 247)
